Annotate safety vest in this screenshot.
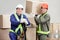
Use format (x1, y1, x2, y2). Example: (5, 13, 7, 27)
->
(37, 13, 50, 34)
(10, 13, 23, 34)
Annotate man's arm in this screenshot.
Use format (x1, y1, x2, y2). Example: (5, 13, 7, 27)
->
(34, 15, 39, 25)
(40, 14, 50, 24)
(23, 15, 30, 26)
(10, 14, 20, 26)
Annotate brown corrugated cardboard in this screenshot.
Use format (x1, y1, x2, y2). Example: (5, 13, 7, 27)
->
(0, 14, 10, 28)
(53, 23, 59, 33)
(26, 28, 36, 40)
(28, 17, 37, 27)
(26, 1, 40, 14)
(26, 17, 36, 40)
(50, 23, 53, 33)
(26, 1, 32, 14)
(49, 23, 53, 38)
(52, 23, 59, 39)
(0, 28, 10, 40)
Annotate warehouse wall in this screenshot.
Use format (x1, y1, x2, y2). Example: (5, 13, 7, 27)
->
(0, 0, 26, 14)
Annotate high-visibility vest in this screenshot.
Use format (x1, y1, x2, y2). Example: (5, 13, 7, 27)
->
(10, 13, 23, 34)
(37, 13, 50, 34)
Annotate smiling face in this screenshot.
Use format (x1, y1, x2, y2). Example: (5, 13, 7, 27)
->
(16, 8, 23, 15)
(40, 7, 47, 14)
(37, 2, 48, 14)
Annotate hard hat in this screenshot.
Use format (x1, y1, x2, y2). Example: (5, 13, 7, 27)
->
(16, 4, 24, 9)
(40, 2, 48, 9)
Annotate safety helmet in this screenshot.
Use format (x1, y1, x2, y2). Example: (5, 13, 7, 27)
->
(16, 4, 24, 9)
(40, 2, 48, 10)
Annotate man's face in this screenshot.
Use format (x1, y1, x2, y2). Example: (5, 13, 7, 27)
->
(40, 7, 47, 14)
(16, 8, 23, 15)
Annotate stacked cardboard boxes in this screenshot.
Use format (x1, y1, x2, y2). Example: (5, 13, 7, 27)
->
(0, 14, 10, 28)
(0, 28, 10, 40)
(0, 14, 10, 40)
(26, 0, 40, 14)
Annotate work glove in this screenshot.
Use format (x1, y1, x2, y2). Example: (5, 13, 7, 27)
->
(20, 31, 24, 38)
(20, 18, 28, 24)
(37, 15, 41, 19)
(35, 14, 42, 24)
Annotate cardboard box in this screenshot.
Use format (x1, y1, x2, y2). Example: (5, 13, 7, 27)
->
(26, 28, 36, 40)
(26, 1, 32, 14)
(53, 23, 59, 33)
(0, 28, 10, 40)
(52, 23, 59, 39)
(50, 23, 53, 33)
(0, 14, 10, 28)
(26, 1, 40, 14)
(26, 17, 36, 40)
(28, 17, 37, 27)
(49, 23, 53, 38)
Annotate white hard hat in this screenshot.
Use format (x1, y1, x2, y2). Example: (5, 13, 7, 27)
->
(16, 4, 24, 9)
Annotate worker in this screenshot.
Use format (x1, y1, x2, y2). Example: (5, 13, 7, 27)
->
(9, 4, 30, 40)
(34, 2, 50, 40)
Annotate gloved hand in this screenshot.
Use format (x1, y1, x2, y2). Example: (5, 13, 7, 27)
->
(37, 14, 41, 19)
(20, 31, 24, 38)
(20, 18, 28, 24)
(35, 14, 42, 24)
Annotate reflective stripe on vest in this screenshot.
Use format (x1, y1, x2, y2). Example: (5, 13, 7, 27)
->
(14, 13, 20, 21)
(37, 13, 50, 34)
(10, 13, 23, 34)
(37, 24, 50, 34)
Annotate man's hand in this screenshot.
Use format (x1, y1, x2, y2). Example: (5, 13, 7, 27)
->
(20, 18, 28, 24)
(20, 31, 24, 38)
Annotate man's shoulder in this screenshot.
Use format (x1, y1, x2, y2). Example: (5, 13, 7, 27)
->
(10, 13, 15, 17)
(23, 14, 26, 16)
(46, 14, 50, 17)
(44, 14, 50, 18)
(23, 14, 27, 18)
